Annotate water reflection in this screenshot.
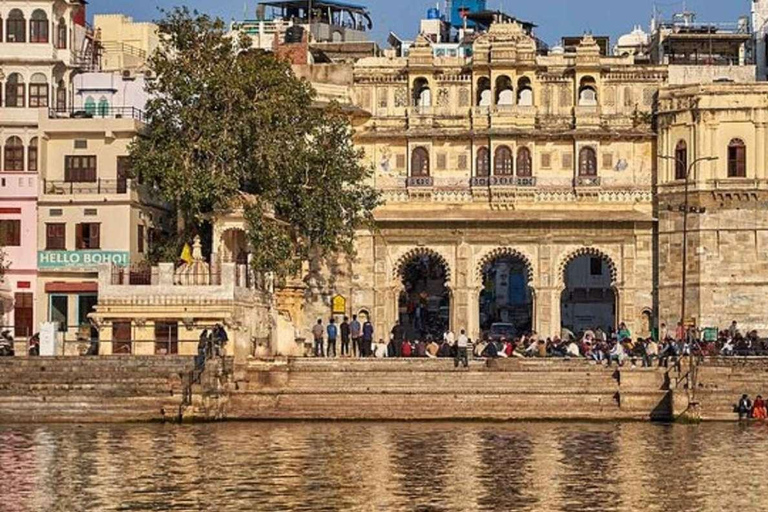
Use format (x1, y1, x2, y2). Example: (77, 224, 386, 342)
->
(1, 422, 767, 512)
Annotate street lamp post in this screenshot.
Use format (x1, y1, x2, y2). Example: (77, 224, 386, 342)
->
(658, 154, 718, 336)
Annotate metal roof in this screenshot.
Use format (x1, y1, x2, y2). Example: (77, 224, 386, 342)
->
(259, 1, 370, 14)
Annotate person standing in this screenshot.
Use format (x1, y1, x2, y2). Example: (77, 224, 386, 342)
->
(391, 321, 405, 357)
(349, 314, 362, 358)
(362, 318, 374, 357)
(326, 318, 338, 358)
(312, 319, 324, 357)
(340, 316, 351, 357)
(455, 329, 469, 368)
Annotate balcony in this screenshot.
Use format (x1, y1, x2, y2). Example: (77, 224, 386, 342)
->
(488, 176, 537, 187)
(48, 106, 146, 122)
(470, 176, 490, 187)
(575, 176, 601, 187)
(43, 179, 129, 195)
(406, 176, 434, 188)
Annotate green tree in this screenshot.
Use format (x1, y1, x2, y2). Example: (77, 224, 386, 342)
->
(130, 8, 379, 277)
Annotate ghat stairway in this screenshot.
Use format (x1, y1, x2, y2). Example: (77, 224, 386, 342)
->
(0, 356, 765, 422)
(0, 356, 231, 423)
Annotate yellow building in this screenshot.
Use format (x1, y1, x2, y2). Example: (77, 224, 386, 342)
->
(36, 109, 167, 349)
(93, 14, 158, 72)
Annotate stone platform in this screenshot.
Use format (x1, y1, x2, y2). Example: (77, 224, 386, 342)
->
(0, 356, 765, 423)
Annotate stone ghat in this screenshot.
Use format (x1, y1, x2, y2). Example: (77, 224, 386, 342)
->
(0, 356, 197, 423)
(1, 357, 767, 423)
(227, 358, 674, 422)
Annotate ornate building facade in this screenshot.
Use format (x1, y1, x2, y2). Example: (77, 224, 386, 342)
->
(342, 23, 669, 340)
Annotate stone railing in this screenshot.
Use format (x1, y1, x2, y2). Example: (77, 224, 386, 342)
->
(575, 176, 601, 187)
(406, 176, 434, 187)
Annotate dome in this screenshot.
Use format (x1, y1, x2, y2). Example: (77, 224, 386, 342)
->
(174, 236, 213, 285)
(617, 25, 649, 48)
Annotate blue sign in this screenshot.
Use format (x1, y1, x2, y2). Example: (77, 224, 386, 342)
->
(38, 251, 129, 269)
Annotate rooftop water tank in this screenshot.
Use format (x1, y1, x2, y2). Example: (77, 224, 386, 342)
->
(427, 7, 441, 20)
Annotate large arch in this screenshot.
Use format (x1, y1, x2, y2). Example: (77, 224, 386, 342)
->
(476, 248, 535, 338)
(393, 248, 452, 340)
(558, 248, 619, 336)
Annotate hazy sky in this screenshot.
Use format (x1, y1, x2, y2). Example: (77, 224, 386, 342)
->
(88, 0, 751, 46)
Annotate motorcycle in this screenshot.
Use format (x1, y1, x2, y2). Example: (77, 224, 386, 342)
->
(0, 330, 15, 357)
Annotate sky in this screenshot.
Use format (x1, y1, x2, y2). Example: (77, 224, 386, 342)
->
(87, 0, 751, 47)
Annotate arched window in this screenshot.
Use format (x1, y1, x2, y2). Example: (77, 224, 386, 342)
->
(623, 86, 634, 108)
(56, 80, 67, 111)
(675, 140, 687, 180)
(7, 9, 25, 43)
(56, 18, 67, 49)
(5, 74, 25, 108)
(28, 137, 38, 172)
(578, 76, 598, 106)
(728, 139, 746, 178)
(495, 75, 514, 105)
(517, 77, 533, 106)
(477, 77, 491, 106)
(578, 147, 597, 176)
(30, 9, 49, 43)
(516, 147, 532, 177)
(29, 73, 49, 108)
(4, 137, 24, 172)
(413, 78, 431, 108)
(476, 147, 490, 177)
(84, 96, 96, 115)
(494, 145, 513, 175)
(98, 96, 110, 117)
(411, 147, 430, 177)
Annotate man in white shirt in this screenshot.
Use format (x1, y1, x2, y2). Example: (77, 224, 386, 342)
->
(444, 330, 455, 345)
(455, 329, 469, 368)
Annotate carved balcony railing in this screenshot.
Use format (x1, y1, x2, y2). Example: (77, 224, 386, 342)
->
(516, 176, 537, 187)
(487, 176, 538, 187)
(406, 176, 434, 187)
(470, 176, 490, 187)
(575, 176, 601, 187)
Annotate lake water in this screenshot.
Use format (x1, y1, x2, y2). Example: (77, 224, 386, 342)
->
(1, 421, 767, 512)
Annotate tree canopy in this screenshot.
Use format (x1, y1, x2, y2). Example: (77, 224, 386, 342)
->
(130, 8, 379, 278)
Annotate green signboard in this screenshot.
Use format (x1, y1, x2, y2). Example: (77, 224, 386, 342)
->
(38, 251, 129, 269)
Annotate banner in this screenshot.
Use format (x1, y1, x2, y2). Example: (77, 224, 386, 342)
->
(38, 251, 129, 270)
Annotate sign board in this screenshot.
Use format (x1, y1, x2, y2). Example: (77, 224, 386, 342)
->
(331, 294, 347, 315)
(38, 251, 129, 270)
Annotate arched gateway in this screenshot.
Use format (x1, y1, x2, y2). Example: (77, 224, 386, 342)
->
(559, 248, 619, 335)
(394, 248, 451, 340)
(476, 248, 535, 339)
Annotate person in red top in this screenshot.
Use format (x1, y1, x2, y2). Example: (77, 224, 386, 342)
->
(401, 340, 412, 357)
(752, 395, 768, 420)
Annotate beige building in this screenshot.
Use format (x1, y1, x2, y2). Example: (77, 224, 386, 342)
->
(36, 111, 167, 343)
(657, 83, 768, 331)
(93, 14, 158, 72)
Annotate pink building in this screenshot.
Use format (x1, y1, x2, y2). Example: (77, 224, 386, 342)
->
(0, 172, 37, 337)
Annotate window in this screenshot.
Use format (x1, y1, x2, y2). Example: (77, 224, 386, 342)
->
(477, 77, 491, 106)
(29, 74, 49, 108)
(56, 80, 66, 111)
(411, 147, 430, 177)
(155, 321, 179, 355)
(495, 75, 514, 105)
(5, 73, 25, 108)
(14, 292, 33, 338)
(436, 153, 446, 170)
(74, 139, 87, 149)
(65, 156, 97, 182)
(76, 223, 100, 250)
(578, 147, 597, 176)
(113, 321, 132, 355)
(675, 140, 687, 180)
(77, 294, 97, 328)
(30, 9, 49, 43)
(3, 137, 24, 172)
(578, 77, 598, 106)
(728, 139, 746, 178)
(50, 295, 68, 332)
(602, 153, 613, 170)
(56, 18, 67, 49)
(517, 77, 533, 106)
(46, 223, 66, 250)
(476, 147, 490, 177)
(541, 152, 552, 169)
(6, 9, 25, 43)
(395, 154, 405, 170)
(0, 220, 21, 246)
(117, 156, 131, 193)
(494, 146, 513, 175)
(413, 78, 431, 107)
(590, 257, 603, 276)
(84, 97, 96, 115)
(516, 147, 532, 177)
(562, 152, 573, 170)
(138, 225, 145, 253)
(97, 97, 109, 117)
(28, 137, 38, 172)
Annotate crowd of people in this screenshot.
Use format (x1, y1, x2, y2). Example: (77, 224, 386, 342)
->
(310, 317, 768, 368)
